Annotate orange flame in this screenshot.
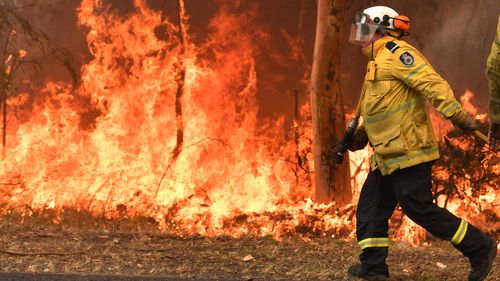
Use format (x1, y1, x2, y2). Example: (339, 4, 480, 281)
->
(0, 0, 316, 237)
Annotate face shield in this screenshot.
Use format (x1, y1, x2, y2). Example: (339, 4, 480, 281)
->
(349, 12, 379, 45)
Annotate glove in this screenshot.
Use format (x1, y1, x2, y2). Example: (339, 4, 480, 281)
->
(488, 123, 500, 152)
(347, 128, 369, 152)
(451, 111, 478, 131)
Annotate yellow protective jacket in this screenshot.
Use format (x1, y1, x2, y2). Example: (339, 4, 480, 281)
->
(359, 36, 464, 175)
(487, 15, 500, 124)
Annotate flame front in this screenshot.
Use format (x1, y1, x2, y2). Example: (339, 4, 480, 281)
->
(1, 0, 318, 237)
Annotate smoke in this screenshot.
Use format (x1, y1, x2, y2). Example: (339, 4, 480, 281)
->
(418, 1, 498, 103)
(342, 0, 500, 113)
(1, 0, 89, 86)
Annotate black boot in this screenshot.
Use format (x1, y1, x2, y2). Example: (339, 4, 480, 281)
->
(468, 237, 497, 281)
(347, 264, 388, 281)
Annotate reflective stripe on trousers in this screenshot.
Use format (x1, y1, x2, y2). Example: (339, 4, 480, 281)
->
(450, 219, 468, 245)
(358, 238, 390, 250)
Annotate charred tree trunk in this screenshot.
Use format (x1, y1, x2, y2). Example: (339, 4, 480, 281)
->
(310, 0, 351, 205)
(293, 89, 300, 185)
(156, 0, 188, 196)
(1, 31, 14, 159)
(2, 87, 6, 158)
(172, 0, 187, 159)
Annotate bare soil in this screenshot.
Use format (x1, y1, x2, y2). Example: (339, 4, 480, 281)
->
(0, 213, 498, 281)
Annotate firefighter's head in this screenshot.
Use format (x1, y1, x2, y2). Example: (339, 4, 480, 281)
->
(349, 6, 410, 46)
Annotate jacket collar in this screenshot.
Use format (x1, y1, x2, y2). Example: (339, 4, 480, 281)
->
(362, 36, 396, 59)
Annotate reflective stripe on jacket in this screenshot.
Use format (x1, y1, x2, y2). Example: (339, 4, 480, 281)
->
(361, 37, 463, 175)
(487, 15, 500, 124)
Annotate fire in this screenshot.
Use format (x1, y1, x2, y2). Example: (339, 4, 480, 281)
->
(0, 0, 497, 245)
(460, 89, 489, 121)
(1, 0, 315, 237)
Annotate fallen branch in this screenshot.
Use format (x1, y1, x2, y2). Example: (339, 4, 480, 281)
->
(0, 249, 84, 256)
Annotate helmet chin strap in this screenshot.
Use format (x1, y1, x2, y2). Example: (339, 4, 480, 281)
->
(371, 42, 375, 61)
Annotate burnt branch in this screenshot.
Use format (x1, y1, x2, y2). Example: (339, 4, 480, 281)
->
(0, 249, 83, 256)
(432, 124, 499, 230)
(0, 2, 78, 157)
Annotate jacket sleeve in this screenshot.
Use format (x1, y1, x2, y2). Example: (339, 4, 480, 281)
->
(486, 15, 500, 124)
(388, 45, 463, 120)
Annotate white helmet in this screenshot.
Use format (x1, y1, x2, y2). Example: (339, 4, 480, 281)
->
(363, 6, 398, 31)
(349, 6, 410, 45)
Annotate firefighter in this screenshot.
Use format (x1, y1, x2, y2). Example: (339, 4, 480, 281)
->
(345, 6, 498, 281)
(487, 15, 500, 152)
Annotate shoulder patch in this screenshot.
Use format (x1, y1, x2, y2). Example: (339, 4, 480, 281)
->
(385, 41, 400, 53)
(399, 52, 414, 66)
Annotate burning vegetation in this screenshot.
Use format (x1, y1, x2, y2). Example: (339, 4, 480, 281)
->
(0, 0, 498, 249)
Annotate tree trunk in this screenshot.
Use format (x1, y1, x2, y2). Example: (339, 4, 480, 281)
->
(155, 0, 188, 197)
(1, 31, 14, 160)
(2, 87, 6, 159)
(310, 0, 351, 206)
(172, 0, 187, 159)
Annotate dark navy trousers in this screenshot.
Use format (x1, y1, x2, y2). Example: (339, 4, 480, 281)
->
(356, 161, 488, 275)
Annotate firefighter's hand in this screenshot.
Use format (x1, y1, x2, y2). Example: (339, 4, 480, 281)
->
(330, 142, 346, 158)
(488, 123, 500, 152)
(329, 143, 345, 164)
(451, 111, 478, 131)
(347, 128, 369, 152)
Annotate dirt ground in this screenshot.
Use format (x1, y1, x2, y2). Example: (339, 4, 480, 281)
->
(0, 214, 498, 281)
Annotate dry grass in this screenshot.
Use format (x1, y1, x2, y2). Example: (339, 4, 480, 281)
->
(0, 212, 498, 280)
